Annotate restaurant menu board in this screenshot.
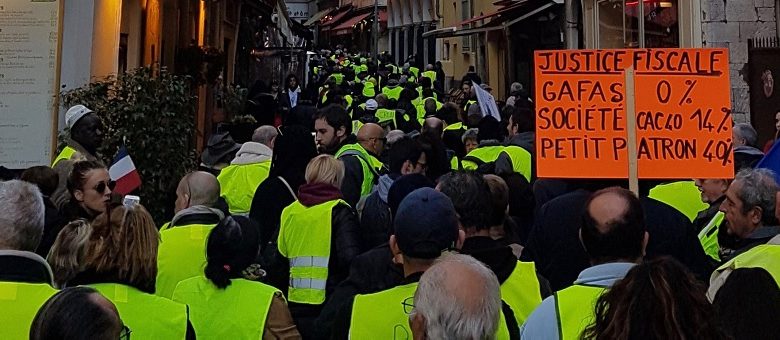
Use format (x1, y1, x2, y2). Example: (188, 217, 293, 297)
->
(534, 48, 734, 179)
(0, 0, 60, 168)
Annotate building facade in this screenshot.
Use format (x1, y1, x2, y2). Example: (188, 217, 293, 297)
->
(580, 0, 778, 127)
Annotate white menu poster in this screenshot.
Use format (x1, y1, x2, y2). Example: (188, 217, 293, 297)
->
(0, 0, 60, 168)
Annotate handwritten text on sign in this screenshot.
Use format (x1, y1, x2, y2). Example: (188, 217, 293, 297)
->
(534, 49, 734, 179)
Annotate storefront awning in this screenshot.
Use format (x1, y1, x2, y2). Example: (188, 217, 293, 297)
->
(321, 8, 353, 28)
(423, 0, 557, 39)
(304, 7, 335, 27)
(458, 2, 525, 26)
(332, 12, 372, 35)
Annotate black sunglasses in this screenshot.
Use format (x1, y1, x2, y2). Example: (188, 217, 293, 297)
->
(94, 180, 116, 194)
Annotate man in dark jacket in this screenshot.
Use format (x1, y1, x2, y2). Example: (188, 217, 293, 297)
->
(357, 138, 427, 249)
(313, 174, 435, 339)
(718, 168, 780, 261)
(524, 181, 713, 291)
(329, 188, 474, 339)
(438, 172, 551, 325)
(315, 105, 384, 206)
(732, 123, 764, 170)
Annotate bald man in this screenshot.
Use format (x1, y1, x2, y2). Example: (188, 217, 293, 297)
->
(356, 123, 387, 156)
(422, 117, 444, 138)
(157, 171, 225, 298)
(521, 187, 648, 340)
(336, 123, 387, 206)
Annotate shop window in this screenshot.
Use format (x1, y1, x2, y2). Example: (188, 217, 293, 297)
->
(595, 0, 679, 48)
(461, 0, 472, 51)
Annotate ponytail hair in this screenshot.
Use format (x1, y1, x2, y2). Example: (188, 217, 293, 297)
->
(204, 216, 261, 289)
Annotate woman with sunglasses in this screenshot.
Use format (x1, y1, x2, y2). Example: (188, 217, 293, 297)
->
(62, 160, 114, 223)
(70, 202, 194, 339)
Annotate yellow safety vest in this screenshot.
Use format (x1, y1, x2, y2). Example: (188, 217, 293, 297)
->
(648, 181, 708, 222)
(90, 283, 188, 340)
(331, 73, 344, 85)
(416, 87, 439, 100)
(699, 211, 724, 262)
(352, 120, 365, 135)
(444, 122, 465, 132)
(375, 108, 397, 128)
(173, 276, 280, 339)
(715, 243, 780, 287)
(464, 99, 477, 112)
(409, 67, 420, 78)
(217, 161, 271, 215)
(350, 281, 513, 340)
(462, 146, 506, 170)
(156, 223, 217, 299)
(421, 70, 437, 84)
(500, 261, 543, 326)
(450, 155, 461, 170)
(278, 199, 347, 304)
(503, 146, 533, 182)
(555, 284, 608, 340)
(362, 82, 376, 98)
(52, 146, 77, 167)
(414, 98, 443, 124)
(382, 86, 403, 101)
(462, 146, 532, 181)
(0, 282, 58, 339)
(335, 144, 382, 196)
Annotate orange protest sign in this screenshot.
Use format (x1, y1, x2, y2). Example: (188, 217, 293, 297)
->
(534, 48, 734, 179)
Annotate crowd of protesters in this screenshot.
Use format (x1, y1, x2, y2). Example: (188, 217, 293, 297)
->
(0, 48, 778, 340)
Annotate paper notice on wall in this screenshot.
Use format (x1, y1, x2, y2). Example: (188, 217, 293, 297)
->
(0, 0, 60, 168)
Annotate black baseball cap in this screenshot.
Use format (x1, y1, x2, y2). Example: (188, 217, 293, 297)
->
(393, 187, 459, 259)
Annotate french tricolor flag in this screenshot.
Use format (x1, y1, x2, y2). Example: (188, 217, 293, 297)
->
(109, 146, 142, 195)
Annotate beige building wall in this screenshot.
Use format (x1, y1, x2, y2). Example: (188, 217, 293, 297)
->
(437, 0, 510, 98)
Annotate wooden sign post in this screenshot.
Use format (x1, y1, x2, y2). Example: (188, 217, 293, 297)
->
(534, 49, 734, 183)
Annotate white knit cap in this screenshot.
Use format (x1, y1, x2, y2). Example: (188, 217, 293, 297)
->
(65, 105, 93, 130)
(365, 99, 378, 110)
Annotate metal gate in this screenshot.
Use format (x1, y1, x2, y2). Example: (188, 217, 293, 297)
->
(748, 37, 780, 148)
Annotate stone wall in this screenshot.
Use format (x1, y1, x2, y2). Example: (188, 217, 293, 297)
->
(702, 0, 777, 123)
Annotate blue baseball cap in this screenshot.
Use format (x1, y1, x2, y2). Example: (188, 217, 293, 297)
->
(393, 187, 459, 259)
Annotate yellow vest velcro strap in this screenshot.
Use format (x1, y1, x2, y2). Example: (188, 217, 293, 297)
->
(290, 256, 329, 268)
(290, 278, 327, 290)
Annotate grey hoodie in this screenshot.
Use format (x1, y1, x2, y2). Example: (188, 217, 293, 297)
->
(231, 142, 272, 165)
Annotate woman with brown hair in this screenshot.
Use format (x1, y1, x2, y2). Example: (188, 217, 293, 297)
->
(581, 257, 729, 340)
(62, 160, 113, 223)
(70, 202, 194, 339)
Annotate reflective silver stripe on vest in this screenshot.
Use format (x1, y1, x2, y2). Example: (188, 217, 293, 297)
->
(289, 256, 329, 268)
(290, 278, 328, 290)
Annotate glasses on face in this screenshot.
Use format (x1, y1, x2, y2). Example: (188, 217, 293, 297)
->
(94, 180, 116, 194)
(119, 325, 132, 339)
